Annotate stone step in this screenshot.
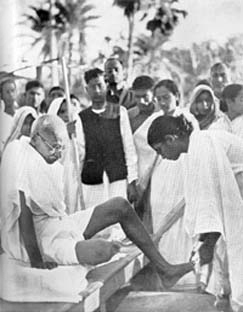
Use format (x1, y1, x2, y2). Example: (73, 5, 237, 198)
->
(113, 291, 233, 312)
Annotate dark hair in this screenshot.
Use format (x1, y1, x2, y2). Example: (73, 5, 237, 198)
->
(25, 80, 44, 92)
(210, 62, 228, 74)
(104, 57, 123, 67)
(0, 78, 16, 95)
(132, 75, 154, 90)
(84, 68, 104, 84)
(154, 79, 180, 106)
(48, 86, 64, 95)
(220, 84, 243, 110)
(195, 79, 211, 88)
(147, 115, 193, 147)
(70, 93, 80, 102)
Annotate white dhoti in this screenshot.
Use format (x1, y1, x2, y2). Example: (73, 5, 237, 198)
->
(82, 172, 127, 241)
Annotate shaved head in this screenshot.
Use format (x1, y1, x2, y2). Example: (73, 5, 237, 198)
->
(31, 114, 68, 143)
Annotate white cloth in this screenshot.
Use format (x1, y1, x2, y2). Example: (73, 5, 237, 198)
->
(148, 109, 199, 289)
(183, 130, 243, 309)
(3, 106, 37, 151)
(0, 138, 93, 265)
(83, 172, 127, 210)
(82, 172, 127, 241)
(0, 111, 13, 156)
(188, 85, 232, 131)
(231, 114, 243, 139)
(0, 253, 88, 302)
(133, 111, 163, 191)
(48, 97, 84, 213)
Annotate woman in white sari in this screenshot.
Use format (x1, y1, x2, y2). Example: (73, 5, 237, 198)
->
(149, 83, 233, 291)
(148, 114, 243, 312)
(48, 97, 84, 213)
(2, 106, 37, 153)
(148, 80, 198, 290)
(189, 84, 232, 131)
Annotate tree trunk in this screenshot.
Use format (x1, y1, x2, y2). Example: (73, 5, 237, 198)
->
(127, 12, 135, 84)
(49, 0, 59, 85)
(36, 65, 42, 81)
(68, 30, 73, 87)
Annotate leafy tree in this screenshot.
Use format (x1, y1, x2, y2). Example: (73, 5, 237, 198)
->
(113, 0, 187, 82)
(22, 0, 99, 82)
(113, 0, 141, 82)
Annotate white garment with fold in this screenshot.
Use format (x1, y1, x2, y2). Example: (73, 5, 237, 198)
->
(231, 114, 243, 140)
(48, 97, 84, 213)
(148, 108, 199, 288)
(0, 253, 88, 302)
(82, 172, 127, 241)
(183, 130, 243, 310)
(133, 111, 163, 192)
(0, 138, 93, 265)
(150, 156, 196, 288)
(0, 111, 13, 156)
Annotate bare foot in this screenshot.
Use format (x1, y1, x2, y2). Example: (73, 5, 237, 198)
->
(157, 262, 194, 289)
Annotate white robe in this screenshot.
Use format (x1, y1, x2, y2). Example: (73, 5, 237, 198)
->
(0, 138, 93, 264)
(231, 115, 243, 140)
(149, 109, 199, 289)
(183, 130, 243, 310)
(133, 111, 163, 192)
(47, 97, 85, 213)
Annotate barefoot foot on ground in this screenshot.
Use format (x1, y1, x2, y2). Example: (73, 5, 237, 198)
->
(157, 263, 194, 289)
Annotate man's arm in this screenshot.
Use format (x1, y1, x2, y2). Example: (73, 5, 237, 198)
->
(18, 190, 57, 269)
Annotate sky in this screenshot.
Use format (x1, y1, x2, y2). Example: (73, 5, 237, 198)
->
(0, 0, 243, 74)
(86, 0, 243, 58)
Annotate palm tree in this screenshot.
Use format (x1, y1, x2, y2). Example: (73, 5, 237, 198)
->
(22, 4, 64, 71)
(22, 0, 99, 84)
(113, 0, 141, 82)
(55, 0, 99, 66)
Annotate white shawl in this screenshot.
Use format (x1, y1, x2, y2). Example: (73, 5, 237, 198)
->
(183, 130, 243, 307)
(133, 111, 163, 191)
(0, 137, 66, 262)
(48, 98, 85, 213)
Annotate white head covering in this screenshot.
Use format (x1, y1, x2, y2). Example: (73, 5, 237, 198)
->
(188, 84, 225, 129)
(3, 106, 37, 149)
(47, 97, 65, 115)
(189, 84, 220, 114)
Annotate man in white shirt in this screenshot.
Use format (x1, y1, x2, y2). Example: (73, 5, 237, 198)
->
(210, 62, 231, 112)
(0, 79, 18, 158)
(104, 57, 135, 110)
(78, 68, 139, 210)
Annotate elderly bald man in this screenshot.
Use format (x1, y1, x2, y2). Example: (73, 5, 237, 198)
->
(0, 114, 193, 288)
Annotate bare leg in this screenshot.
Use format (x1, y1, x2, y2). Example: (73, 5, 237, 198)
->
(198, 232, 221, 265)
(83, 197, 193, 288)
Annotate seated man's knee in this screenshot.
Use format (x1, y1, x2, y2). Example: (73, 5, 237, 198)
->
(113, 196, 133, 218)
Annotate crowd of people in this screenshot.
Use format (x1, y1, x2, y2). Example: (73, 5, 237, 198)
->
(0, 58, 243, 311)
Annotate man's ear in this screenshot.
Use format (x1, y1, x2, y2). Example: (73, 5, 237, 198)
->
(164, 134, 176, 145)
